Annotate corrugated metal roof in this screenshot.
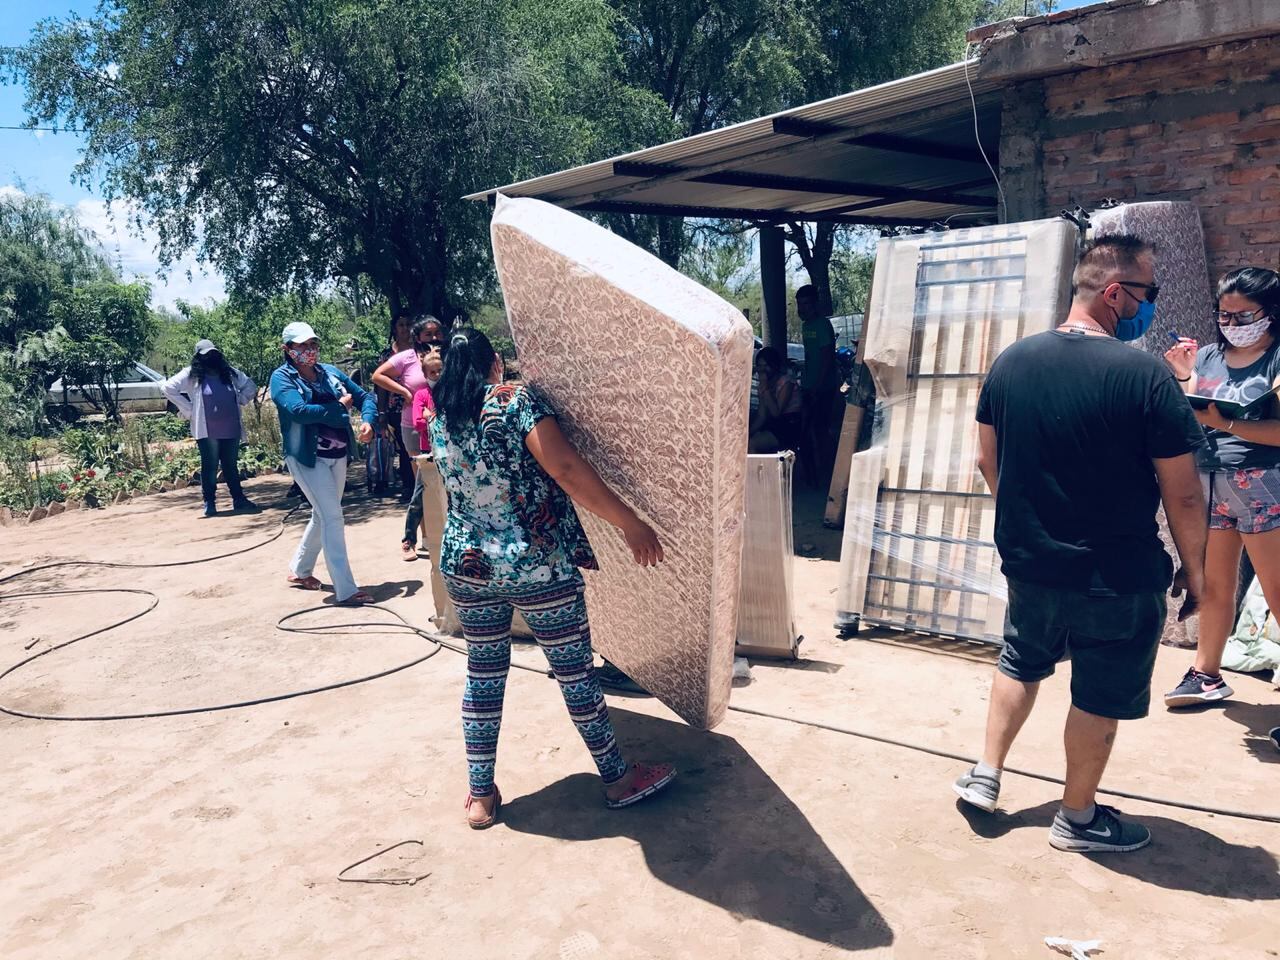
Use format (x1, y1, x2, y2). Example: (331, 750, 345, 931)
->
(466, 60, 1007, 225)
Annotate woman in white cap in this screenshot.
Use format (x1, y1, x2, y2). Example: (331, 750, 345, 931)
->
(162, 339, 260, 517)
(270, 321, 378, 605)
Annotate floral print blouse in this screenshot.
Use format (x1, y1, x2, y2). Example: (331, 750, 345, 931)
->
(428, 383, 597, 585)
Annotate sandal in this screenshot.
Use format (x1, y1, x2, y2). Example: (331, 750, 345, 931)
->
(465, 786, 502, 829)
(400, 541, 418, 562)
(336, 590, 375, 606)
(605, 762, 676, 809)
(287, 575, 322, 591)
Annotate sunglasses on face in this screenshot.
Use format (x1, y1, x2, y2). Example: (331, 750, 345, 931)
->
(1215, 309, 1267, 325)
(1117, 280, 1160, 303)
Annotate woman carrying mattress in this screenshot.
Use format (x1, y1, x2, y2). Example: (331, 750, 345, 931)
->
(426, 327, 676, 828)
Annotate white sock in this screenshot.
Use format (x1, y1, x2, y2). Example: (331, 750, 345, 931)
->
(974, 760, 1001, 779)
(1060, 802, 1096, 825)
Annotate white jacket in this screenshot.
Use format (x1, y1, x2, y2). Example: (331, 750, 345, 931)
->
(162, 366, 257, 440)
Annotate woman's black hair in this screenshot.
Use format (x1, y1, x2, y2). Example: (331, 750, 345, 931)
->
(755, 347, 784, 374)
(1216, 267, 1280, 347)
(389, 311, 412, 347)
(412, 315, 443, 345)
(191, 347, 233, 385)
(433, 327, 497, 426)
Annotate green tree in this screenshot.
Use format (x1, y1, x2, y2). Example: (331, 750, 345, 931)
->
(6, 0, 669, 319)
(174, 293, 356, 406)
(604, 0, 811, 266)
(785, 0, 989, 315)
(47, 280, 156, 421)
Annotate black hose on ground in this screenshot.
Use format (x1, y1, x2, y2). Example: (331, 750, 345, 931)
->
(1, 502, 1276, 823)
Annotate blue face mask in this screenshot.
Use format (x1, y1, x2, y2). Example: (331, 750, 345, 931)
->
(1114, 298, 1156, 342)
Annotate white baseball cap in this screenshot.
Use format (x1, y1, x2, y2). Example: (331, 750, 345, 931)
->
(194, 338, 218, 355)
(281, 321, 318, 344)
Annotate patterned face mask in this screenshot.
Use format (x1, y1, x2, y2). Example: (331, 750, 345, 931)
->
(1220, 316, 1271, 349)
(288, 344, 320, 366)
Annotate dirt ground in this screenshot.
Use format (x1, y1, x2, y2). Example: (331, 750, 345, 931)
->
(2, 474, 1277, 960)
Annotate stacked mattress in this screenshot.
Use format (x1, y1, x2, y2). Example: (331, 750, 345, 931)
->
(837, 218, 1078, 643)
(490, 195, 753, 729)
(1090, 201, 1214, 354)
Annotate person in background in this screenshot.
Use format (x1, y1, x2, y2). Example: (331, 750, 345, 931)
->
(411, 346, 444, 449)
(162, 339, 260, 518)
(373, 316, 446, 561)
(749, 347, 803, 454)
(428, 328, 675, 829)
(377, 312, 417, 500)
(270, 321, 378, 605)
(952, 235, 1206, 854)
(1163, 266, 1280, 709)
(796, 284, 840, 478)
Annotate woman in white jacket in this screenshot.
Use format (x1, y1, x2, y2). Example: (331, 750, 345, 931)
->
(162, 339, 260, 517)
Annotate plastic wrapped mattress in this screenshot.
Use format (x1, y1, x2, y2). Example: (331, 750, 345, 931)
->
(490, 195, 753, 728)
(836, 217, 1078, 643)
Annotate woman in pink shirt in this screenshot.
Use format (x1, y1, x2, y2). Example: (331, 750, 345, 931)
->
(372, 316, 445, 559)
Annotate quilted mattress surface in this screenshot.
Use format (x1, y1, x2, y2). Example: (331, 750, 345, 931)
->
(490, 195, 753, 729)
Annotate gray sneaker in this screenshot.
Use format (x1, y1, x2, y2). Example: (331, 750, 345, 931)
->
(952, 766, 1000, 812)
(1049, 804, 1150, 853)
(1164, 666, 1234, 708)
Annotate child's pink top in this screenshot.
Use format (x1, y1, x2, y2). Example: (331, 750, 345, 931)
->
(411, 385, 436, 449)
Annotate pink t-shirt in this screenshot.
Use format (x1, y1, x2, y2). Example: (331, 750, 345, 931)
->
(387, 348, 428, 429)
(411, 385, 436, 449)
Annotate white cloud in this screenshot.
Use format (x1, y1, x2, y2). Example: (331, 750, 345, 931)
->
(33, 129, 46, 140)
(72, 197, 227, 309)
(1, 184, 226, 309)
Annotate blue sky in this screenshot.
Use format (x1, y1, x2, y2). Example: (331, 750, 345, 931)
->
(1, 0, 1100, 305)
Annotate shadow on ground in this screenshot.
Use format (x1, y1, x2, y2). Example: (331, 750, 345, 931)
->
(501, 708, 894, 952)
(1223, 700, 1280, 764)
(957, 799, 1280, 899)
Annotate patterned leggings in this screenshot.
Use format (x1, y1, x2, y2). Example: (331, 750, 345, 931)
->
(443, 573, 628, 798)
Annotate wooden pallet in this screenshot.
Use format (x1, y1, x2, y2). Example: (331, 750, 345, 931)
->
(837, 219, 1077, 643)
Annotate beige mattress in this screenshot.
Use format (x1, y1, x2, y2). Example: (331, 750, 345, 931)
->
(490, 195, 753, 729)
(1089, 201, 1214, 354)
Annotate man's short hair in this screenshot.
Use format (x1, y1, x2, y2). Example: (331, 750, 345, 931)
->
(1073, 234, 1156, 297)
(795, 284, 817, 301)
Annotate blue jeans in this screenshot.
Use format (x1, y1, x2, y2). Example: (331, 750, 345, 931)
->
(285, 454, 359, 602)
(195, 437, 244, 504)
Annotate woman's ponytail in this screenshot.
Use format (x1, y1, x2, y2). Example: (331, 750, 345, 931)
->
(433, 327, 497, 426)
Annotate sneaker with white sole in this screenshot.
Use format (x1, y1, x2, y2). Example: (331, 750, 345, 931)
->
(1049, 804, 1150, 853)
(952, 766, 1000, 813)
(1164, 666, 1234, 708)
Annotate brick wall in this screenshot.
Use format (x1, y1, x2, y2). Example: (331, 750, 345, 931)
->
(1038, 35, 1280, 280)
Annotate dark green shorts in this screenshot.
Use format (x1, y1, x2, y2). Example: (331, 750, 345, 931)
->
(999, 579, 1166, 721)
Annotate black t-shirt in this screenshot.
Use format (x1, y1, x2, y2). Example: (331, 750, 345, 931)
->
(1192, 341, 1280, 470)
(977, 330, 1205, 595)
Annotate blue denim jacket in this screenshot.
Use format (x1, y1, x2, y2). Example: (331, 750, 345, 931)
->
(270, 362, 378, 469)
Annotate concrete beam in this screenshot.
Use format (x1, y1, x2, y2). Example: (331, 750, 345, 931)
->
(975, 0, 1280, 82)
(998, 81, 1046, 223)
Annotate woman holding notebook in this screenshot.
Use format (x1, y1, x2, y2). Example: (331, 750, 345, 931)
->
(1164, 266, 1280, 710)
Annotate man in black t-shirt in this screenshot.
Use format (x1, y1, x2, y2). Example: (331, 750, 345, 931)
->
(951, 235, 1207, 854)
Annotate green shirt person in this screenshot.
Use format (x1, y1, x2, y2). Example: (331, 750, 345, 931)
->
(797, 285, 839, 395)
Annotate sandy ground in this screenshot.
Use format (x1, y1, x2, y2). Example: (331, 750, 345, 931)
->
(1, 474, 1277, 960)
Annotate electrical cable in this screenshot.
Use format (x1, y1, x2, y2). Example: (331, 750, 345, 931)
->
(963, 53, 1008, 224)
(2, 501, 1277, 823)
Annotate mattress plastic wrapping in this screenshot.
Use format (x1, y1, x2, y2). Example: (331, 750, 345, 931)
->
(836, 218, 1078, 643)
(490, 195, 753, 729)
(1089, 201, 1214, 355)
(736, 452, 799, 659)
